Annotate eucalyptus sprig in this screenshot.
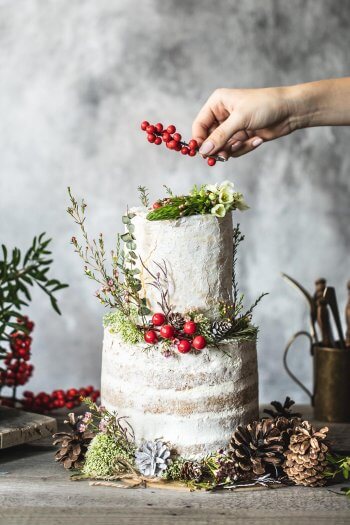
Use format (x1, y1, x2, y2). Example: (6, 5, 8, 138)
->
(67, 189, 150, 324)
(0, 234, 68, 352)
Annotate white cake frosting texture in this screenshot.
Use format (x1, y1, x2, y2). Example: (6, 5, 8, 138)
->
(131, 208, 233, 320)
(101, 210, 259, 457)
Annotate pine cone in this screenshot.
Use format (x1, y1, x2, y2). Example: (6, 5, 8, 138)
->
(53, 413, 94, 470)
(168, 312, 185, 331)
(264, 396, 302, 420)
(180, 460, 203, 482)
(275, 416, 301, 448)
(228, 419, 285, 479)
(135, 440, 171, 477)
(283, 421, 329, 487)
(210, 320, 233, 341)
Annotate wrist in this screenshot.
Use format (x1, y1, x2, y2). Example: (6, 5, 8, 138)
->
(282, 83, 321, 131)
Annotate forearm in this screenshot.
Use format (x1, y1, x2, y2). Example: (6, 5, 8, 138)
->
(287, 78, 350, 130)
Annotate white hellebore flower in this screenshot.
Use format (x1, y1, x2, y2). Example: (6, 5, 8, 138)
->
(218, 180, 235, 192)
(205, 183, 219, 194)
(211, 203, 226, 218)
(235, 193, 250, 211)
(218, 186, 235, 205)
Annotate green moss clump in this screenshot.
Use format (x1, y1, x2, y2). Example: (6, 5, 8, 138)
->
(103, 309, 143, 344)
(162, 458, 185, 481)
(83, 433, 133, 478)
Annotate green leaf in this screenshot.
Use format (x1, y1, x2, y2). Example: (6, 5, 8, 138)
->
(121, 233, 133, 242)
(127, 223, 135, 233)
(126, 242, 137, 251)
(127, 212, 136, 219)
(122, 216, 131, 225)
(129, 251, 137, 260)
(139, 306, 151, 316)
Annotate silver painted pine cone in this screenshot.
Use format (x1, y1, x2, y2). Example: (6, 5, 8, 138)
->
(135, 440, 171, 477)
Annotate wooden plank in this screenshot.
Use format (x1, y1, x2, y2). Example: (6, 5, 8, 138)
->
(0, 407, 57, 449)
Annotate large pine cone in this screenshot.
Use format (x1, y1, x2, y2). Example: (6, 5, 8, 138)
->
(228, 419, 285, 478)
(283, 421, 329, 487)
(210, 320, 233, 342)
(53, 429, 94, 469)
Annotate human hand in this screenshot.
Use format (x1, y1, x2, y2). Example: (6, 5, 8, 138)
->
(192, 87, 297, 159)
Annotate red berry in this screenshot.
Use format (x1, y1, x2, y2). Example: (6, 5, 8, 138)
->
(168, 140, 177, 150)
(175, 142, 182, 151)
(141, 120, 149, 131)
(177, 340, 191, 354)
(207, 157, 216, 166)
(146, 125, 155, 134)
(167, 125, 176, 134)
(144, 330, 158, 344)
(67, 388, 78, 397)
(147, 133, 156, 143)
(152, 201, 162, 209)
(192, 335, 207, 350)
(160, 324, 175, 339)
(188, 149, 197, 157)
(155, 123, 163, 133)
(162, 131, 171, 143)
(154, 137, 162, 145)
(173, 133, 182, 142)
(65, 401, 75, 409)
(181, 147, 189, 155)
(188, 139, 198, 150)
(183, 321, 197, 335)
(152, 313, 166, 326)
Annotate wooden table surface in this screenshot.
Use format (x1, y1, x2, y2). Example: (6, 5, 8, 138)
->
(0, 405, 350, 525)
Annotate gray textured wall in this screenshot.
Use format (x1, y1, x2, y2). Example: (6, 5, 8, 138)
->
(1, 0, 349, 402)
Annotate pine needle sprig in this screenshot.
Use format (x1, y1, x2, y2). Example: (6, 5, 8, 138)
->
(138, 186, 150, 208)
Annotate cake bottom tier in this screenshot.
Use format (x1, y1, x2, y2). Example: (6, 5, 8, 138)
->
(101, 330, 259, 459)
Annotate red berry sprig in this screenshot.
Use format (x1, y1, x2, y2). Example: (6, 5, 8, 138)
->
(141, 121, 222, 167)
(144, 312, 207, 354)
(0, 317, 35, 388)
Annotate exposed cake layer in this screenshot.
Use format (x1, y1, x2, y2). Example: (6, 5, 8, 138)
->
(131, 209, 233, 320)
(101, 329, 259, 458)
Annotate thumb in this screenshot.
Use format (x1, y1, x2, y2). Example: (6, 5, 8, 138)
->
(199, 112, 245, 156)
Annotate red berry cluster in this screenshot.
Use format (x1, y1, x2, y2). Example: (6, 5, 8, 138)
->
(0, 317, 34, 387)
(144, 313, 207, 354)
(21, 385, 100, 413)
(141, 121, 217, 166)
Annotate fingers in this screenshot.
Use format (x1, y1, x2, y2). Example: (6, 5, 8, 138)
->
(192, 105, 218, 147)
(198, 112, 245, 156)
(230, 136, 264, 158)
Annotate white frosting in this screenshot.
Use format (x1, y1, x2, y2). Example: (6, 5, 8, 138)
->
(131, 209, 233, 320)
(101, 330, 259, 458)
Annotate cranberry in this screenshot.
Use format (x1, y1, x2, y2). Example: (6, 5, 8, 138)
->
(168, 140, 177, 150)
(152, 201, 162, 209)
(177, 340, 191, 354)
(167, 125, 176, 134)
(173, 132, 181, 142)
(181, 147, 189, 155)
(155, 123, 163, 133)
(188, 139, 198, 150)
(160, 325, 175, 339)
(183, 321, 197, 335)
(152, 313, 166, 326)
(146, 125, 155, 134)
(162, 132, 171, 143)
(154, 137, 162, 145)
(192, 335, 207, 350)
(188, 149, 197, 157)
(144, 330, 158, 344)
(207, 157, 216, 166)
(147, 133, 156, 143)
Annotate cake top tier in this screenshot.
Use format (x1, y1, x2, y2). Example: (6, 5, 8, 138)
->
(131, 208, 234, 320)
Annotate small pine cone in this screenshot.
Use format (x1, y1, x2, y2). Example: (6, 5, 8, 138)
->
(180, 460, 203, 482)
(283, 420, 329, 487)
(211, 320, 233, 342)
(228, 419, 285, 479)
(168, 312, 185, 331)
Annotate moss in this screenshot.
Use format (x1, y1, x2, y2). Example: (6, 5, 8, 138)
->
(82, 433, 133, 478)
(103, 309, 143, 344)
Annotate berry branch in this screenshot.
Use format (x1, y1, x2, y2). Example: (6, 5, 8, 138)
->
(140, 121, 223, 167)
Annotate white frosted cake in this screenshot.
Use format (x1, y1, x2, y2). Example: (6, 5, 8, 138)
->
(101, 185, 259, 458)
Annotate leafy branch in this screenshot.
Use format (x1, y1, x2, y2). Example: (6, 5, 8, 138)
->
(0, 234, 68, 349)
(138, 186, 150, 208)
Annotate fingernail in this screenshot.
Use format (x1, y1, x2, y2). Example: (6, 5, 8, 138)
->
(217, 155, 227, 162)
(252, 137, 263, 147)
(231, 141, 242, 152)
(199, 140, 215, 155)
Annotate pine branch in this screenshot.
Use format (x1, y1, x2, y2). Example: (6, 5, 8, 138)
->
(138, 186, 150, 208)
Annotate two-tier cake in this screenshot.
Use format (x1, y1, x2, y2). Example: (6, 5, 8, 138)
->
(100, 182, 259, 458)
